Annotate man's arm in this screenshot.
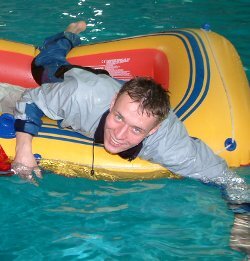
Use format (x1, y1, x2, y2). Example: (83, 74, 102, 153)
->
(140, 110, 228, 180)
(14, 132, 36, 167)
(12, 101, 45, 181)
(230, 213, 250, 256)
(139, 110, 249, 202)
(11, 70, 90, 180)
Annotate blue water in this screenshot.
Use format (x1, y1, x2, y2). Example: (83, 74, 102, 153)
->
(0, 1, 249, 260)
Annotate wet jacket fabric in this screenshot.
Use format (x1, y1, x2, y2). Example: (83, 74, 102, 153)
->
(14, 67, 228, 182)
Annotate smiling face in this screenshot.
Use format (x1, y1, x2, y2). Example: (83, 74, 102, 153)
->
(104, 93, 160, 154)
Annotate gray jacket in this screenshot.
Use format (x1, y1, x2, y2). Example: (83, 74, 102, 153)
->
(14, 68, 249, 203)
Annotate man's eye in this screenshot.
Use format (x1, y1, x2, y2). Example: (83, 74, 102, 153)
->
(132, 127, 142, 134)
(115, 114, 122, 121)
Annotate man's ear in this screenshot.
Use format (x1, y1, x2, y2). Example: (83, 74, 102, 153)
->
(148, 123, 161, 136)
(110, 94, 117, 111)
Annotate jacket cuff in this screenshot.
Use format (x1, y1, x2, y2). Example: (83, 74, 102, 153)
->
(14, 119, 40, 136)
(14, 103, 44, 136)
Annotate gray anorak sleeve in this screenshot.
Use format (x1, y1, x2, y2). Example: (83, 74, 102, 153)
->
(139, 110, 249, 204)
(14, 68, 121, 136)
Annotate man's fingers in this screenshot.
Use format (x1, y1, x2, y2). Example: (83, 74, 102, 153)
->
(11, 162, 42, 184)
(11, 162, 32, 177)
(33, 167, 42, 179)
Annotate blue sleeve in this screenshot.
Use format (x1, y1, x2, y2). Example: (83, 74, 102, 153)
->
(14, 103, 44, 136)
(34, 31, 81, 84)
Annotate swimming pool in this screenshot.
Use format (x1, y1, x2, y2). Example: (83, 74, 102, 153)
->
(0, 0, 249, 260)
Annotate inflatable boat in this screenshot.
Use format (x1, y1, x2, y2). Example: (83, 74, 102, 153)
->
(0, 28, 249, 180)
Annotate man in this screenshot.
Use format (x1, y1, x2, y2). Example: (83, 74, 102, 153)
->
(9, 22, 248, 200)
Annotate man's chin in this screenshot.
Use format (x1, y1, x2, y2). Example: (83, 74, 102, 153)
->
(104, 142, 124, 154)
(104, 145, 121, 155)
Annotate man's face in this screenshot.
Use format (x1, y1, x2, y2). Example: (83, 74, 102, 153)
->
(104, 93, 160, 154)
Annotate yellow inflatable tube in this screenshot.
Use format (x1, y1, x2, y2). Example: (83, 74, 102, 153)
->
(0, 28, 249, 180)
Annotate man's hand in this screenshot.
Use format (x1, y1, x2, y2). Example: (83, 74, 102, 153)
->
(230, 214, 250, 256)
(12, 132, 42, 185)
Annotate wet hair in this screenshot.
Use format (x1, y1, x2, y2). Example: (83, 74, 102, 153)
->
(116, 77, 170, 122)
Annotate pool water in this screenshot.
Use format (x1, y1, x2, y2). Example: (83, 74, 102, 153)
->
(0, 0, 249, 260)
(1, 172, 249, 260)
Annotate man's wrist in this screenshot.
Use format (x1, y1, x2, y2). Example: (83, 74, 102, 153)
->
(15, 132, 33, 153)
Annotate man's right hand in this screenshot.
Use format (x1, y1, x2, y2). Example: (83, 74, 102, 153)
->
(12, 132, 42, 184)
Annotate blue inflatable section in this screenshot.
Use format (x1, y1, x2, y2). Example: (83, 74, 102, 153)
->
(0, 113, 16, 138)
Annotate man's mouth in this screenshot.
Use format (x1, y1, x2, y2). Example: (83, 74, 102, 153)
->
(110, 135, 127, 148)
(110, 136, 121, 147)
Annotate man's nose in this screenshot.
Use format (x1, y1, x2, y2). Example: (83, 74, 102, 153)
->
(115, 124, 128, 139)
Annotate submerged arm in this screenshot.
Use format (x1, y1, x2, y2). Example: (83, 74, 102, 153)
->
(139, 110, 249, 203)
